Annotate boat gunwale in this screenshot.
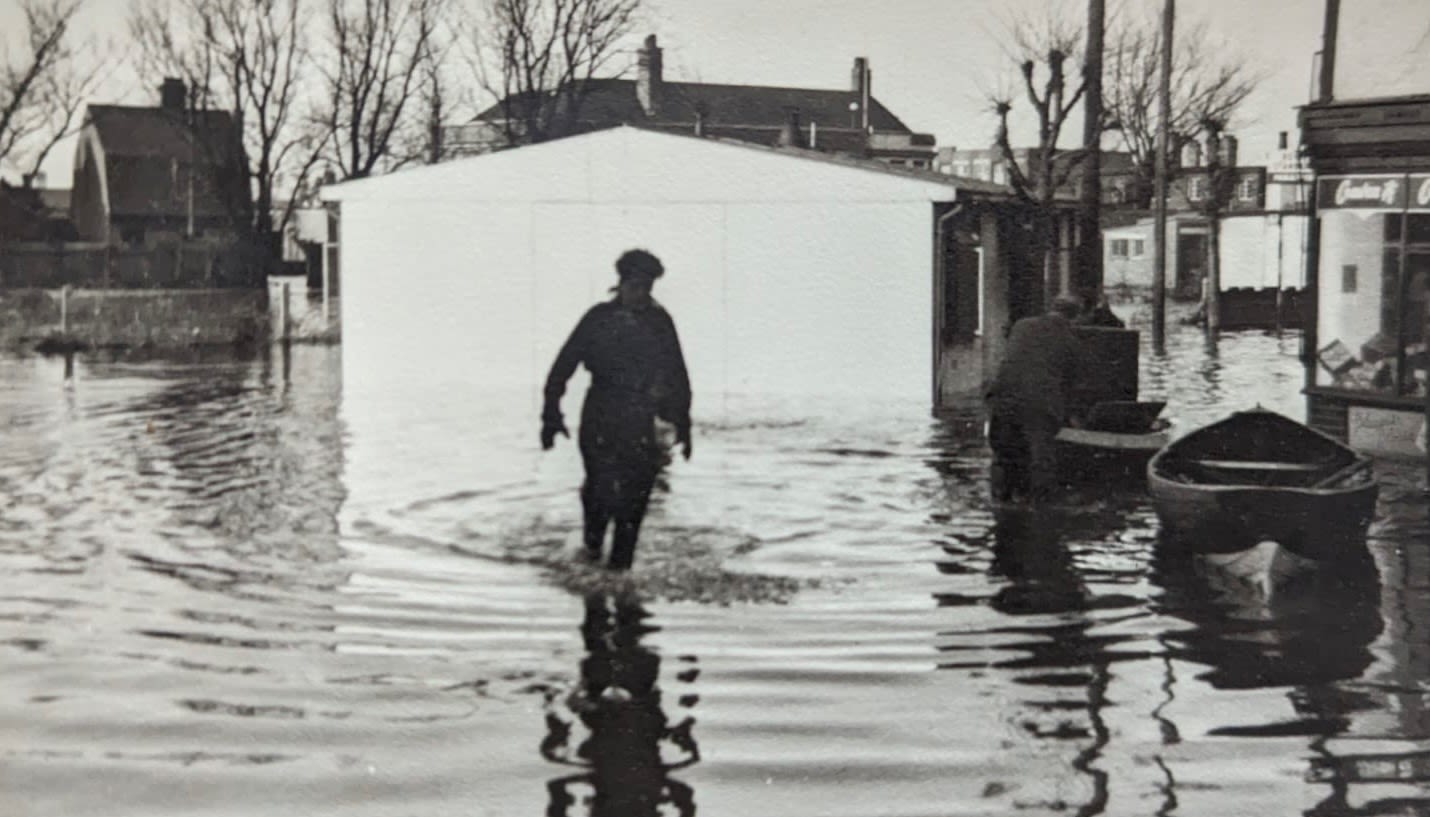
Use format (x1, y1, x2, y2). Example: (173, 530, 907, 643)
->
(1146, 408, 1377, 498)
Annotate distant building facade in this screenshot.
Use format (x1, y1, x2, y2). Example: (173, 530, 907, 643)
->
(71, 78, 249, 247)
(443, 36, 936, 168)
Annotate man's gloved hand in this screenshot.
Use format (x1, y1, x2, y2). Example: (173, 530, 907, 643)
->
(677, 428, 692, 461)
(541, 418, 569, 450)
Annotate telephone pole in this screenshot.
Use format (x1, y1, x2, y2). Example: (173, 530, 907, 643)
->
(1151, 0, 1174, 354)
(1077, 0, 1106, 300)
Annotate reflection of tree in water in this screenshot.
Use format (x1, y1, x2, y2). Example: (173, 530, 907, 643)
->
(541, 591, 700, 817)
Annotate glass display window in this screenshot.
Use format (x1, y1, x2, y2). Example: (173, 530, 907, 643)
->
(1315, 174, 1430, 400)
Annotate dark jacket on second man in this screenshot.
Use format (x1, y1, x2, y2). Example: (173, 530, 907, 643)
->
(986, 311, 1086, 422)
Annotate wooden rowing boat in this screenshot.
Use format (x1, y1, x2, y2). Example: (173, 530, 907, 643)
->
(1148, 408, 1378, 563)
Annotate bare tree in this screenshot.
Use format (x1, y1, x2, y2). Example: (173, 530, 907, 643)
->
(314, 0, 450, 179)
(988, 4, 1088, 308)
(466, 0, 640, 147)
(129, 0, 324, 252)
(1, 0, 107, 187)
(1105, 11, 1260, 208)
(416, 22, 460, 163)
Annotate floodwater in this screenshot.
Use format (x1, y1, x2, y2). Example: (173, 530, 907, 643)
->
(1, 311, 1426, 817)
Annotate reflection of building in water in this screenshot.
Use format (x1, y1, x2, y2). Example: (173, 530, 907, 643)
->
(541, 592, 700, 817)
(1304, 519, 1430, 816)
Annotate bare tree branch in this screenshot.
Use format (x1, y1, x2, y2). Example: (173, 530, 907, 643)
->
(312, 0, 450, 179)
(982, 0, 1087, 308)
(1105, 10, 1262, 207)
(464, 0, 640, 148)
(1, 0, 105, 186)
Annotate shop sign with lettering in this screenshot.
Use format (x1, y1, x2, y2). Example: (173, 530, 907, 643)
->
(1318, 175, 1409, 209)
(1409, 174, 1430, 211)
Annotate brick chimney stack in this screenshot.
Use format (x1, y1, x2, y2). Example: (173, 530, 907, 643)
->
(1220, 134, 1239, 168)
(637, 35, 663, 117)
(160, 77, 186, 111)
(850, 58, 871, 130)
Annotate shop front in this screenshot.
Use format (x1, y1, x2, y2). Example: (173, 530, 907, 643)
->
(1309, 172, 1430, 456)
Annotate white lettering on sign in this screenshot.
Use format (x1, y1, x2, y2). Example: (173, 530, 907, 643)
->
(1418, 177, 1430, 207)
(1335, 178, 1400, 206)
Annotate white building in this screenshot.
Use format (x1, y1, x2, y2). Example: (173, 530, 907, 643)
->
(322, 126, 1042, 417)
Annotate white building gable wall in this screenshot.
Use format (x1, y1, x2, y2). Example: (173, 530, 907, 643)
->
(330, 128, 956, 413)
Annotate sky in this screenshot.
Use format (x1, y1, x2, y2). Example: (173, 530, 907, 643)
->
(3, 0, 1329, 187)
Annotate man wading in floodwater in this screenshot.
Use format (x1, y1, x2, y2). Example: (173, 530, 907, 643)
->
(541, 250, 693, 570)
(985, 294, 1087, 503)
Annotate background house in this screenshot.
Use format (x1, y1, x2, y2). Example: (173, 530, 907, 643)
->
(443, 36, 936, 167)
(941, 135, 1309, 308)
(71, 78, 249, 249)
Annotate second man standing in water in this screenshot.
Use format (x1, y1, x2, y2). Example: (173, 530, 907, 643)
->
(541, 250, 692, 570)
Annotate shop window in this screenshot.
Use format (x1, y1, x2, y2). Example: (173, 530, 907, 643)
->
(1237, 176, 1257, 202)
(1410, 214, 1430, 243)
(1316, 209, 1430, 399)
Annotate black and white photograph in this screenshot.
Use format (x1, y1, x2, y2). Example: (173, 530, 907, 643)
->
(1, 0, 1428, 814)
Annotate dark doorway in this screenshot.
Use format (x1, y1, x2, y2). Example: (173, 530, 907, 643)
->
(1175, 231, 1208, 300)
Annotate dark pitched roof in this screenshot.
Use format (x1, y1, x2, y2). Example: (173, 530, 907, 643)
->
(85, 104, 247, 221)
(477, 78, 917, 134)
(87, 105, 240, 158)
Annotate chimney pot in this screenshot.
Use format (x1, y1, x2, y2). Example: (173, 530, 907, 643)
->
(850, 58, 871, 131)
(160, 77, 186, 111)
(1221, 134, 1239, 168)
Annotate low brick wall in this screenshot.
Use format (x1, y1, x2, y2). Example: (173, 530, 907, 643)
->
(0, 288, 269, 349)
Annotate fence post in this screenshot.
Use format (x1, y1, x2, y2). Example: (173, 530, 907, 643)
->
(60, 284, 70, 335)
(321, 243, 331, 325)
(280, 281, 291, 342)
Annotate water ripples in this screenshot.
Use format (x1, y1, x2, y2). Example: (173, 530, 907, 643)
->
(0, 319, 1427, 816)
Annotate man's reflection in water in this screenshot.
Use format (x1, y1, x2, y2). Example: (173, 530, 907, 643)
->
(541, 591, 699, 817)
(981, 506, 1134, 817)
(987, 507, 1091, 616)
